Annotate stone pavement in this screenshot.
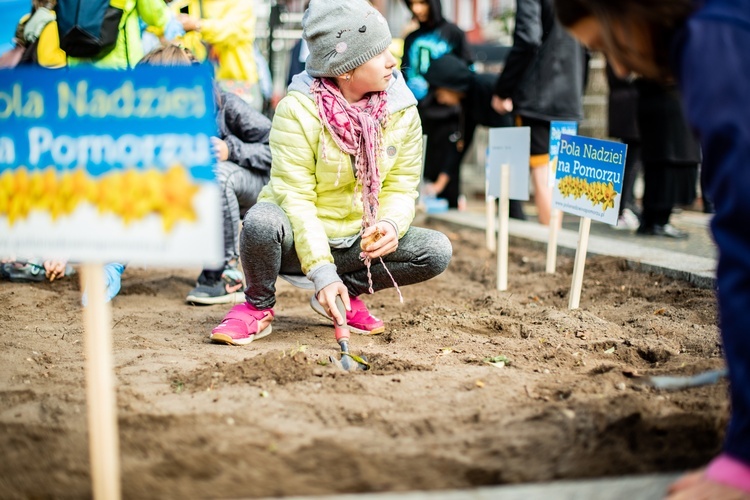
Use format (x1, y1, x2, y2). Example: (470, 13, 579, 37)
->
(278, 473, 681, 500)
(426, 202, 717, 289)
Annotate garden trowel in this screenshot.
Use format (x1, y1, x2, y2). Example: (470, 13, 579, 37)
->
(329, 296, 370, 371)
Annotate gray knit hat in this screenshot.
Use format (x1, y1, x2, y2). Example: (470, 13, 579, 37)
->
(302, 0, 392, 78)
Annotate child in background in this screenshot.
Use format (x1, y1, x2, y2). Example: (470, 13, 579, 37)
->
(401, 0, 473, 210)
(422, 53, 526, 220)
(0, 259, 123, 305)
(556, 0, 750, 497)
(136, 44, 273, 305)
(210, 0, 452, 345)
(0, 259, 72, 282)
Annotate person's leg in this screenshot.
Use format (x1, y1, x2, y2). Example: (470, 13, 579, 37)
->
(216, 160, 270, 266)
(509, 200, 527, 220)
(519, 116, 553, 225)
(531, 163, 552, 225)
(638, 161, 687, 238)
(422, 116, 463, 208)
(211, 203, 293, 344)
(639, 160, 673, 226)
(188, 162, 270, 304)
(620, 140, 642, 216)
(239, 202, 300, 311)
(331, 226, 452, 296)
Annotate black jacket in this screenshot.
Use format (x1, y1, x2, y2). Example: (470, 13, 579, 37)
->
(494, 0, 585, 121)
(217, 92, 272, 173)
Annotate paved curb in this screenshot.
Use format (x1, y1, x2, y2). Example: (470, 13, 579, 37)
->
(427, 211, 716, 289)
(273, 473, 681, 500)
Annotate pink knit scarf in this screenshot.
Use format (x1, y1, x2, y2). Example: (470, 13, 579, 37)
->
(311, 77, 387, 228)
(311, 78, 401, 299)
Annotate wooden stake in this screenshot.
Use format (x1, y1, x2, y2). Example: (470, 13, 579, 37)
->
(568, 217, 591, 310)
(496, 164, 510, 291)
(81, 263, 121, 500)
(546, 208, 561, 273)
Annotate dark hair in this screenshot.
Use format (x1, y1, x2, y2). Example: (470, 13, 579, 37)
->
(554, 0, 695, 81)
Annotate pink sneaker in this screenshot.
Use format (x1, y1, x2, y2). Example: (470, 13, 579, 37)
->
(310, 294, 385, 335)
(210, 303, 274, 346)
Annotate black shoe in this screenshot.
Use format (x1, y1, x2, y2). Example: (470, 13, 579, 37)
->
(186, 267, 245, 305)
(637, 223, 688, 239)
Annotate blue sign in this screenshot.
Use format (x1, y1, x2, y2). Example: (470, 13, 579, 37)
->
(0, 65, 222, 266)
(551, 134, 627, 225)
(0, 64, 216, 179)
(548, 121, 578, 187)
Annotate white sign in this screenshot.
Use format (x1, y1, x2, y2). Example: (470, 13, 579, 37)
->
(487, 127, 530, 200)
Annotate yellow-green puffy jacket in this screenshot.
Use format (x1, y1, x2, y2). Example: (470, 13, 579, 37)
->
(259, 71, 421, 277)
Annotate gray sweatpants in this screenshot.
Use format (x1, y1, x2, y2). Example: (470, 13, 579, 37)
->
(240, 203, 453, 309)
(215, 161, 270, 265)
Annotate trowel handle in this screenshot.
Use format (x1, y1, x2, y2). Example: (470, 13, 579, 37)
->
(333, 295, 350, 342)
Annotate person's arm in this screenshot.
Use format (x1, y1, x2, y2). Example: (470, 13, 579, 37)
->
(136, 0, 170, 30)
(493, 0, 542, 98)
(677, 21, 750, 464)
(222, 94, 272, 172)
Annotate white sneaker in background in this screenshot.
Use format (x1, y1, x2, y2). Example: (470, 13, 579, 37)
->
(614, 208, 640, 231)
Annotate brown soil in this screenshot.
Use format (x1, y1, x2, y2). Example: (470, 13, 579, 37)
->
(0, 220, 727, 499)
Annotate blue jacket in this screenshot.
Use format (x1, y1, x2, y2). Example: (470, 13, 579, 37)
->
(672, 0, 750, 464)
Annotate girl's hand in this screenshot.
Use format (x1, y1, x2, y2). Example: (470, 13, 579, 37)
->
(211, 137, 229, 162)
(360, 221, 398, 260)
(43, 260, 67, 282)
(317, 282, 350, 326)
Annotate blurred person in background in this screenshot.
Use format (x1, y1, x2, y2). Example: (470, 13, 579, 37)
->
(137, 43, 272, 305)
(491, 0, 586, 226)
(4, 0, 66, 68)
(177, 0, 263, 110)
(12, 0, 174, 301)
(423, 53, 526, 219)
(556, 0, 750, 497)
(635, 80, 699, 239)
(64, 0, 171, 68)
(401, 0, 472, 209)
(606, 65, 641, 231)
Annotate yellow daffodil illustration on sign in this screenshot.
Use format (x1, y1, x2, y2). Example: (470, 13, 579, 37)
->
(0, 165, 200, 232)
(557, 175, 617, 212)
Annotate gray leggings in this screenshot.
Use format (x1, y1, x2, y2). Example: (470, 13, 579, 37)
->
(240, 203, 453, 309)
(215, 161, 269, 265)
